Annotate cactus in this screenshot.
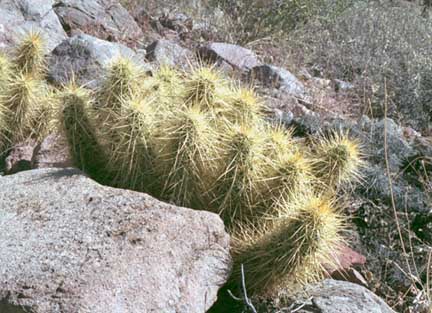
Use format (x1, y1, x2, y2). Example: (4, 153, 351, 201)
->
(212, 122, 269, 224)
(98, 93, 158, 193)
(1, 73, 48, 142)
(311, 131, 364, 190)
(223, 86, 263, 124)
(231, 195, 345, 296)
(0, 54, 12, 154)
(154, 105, 222, 207)
(97, 57, 144, 111)
(0, 53, 12, 90)
(52, 62, 362, 296)
(263, 150, 314, 214)
(265, 124, 295, 156)
(154, 65, 184, 104)
(183, 66, 229, 113)
(13, 31, 45, 76)
(0, 32, 51, 150)
(0, 104, 9, 156)
(59, 82, 107, 179)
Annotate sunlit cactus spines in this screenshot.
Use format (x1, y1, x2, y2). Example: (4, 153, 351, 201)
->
(13, 31, 46, 76)
(212, 123, 270, 224)
(231, 195, 345, 296)
(1, 73, 48, 142)
(154, 105, 222, 207)
(183, 66, 230, 113)
(97, 57, 144, 111)
(311, 130, 364, 190)
(99, 94, 159, 193)
(223, 86, 263, 124)
(0, 54, 12, 90)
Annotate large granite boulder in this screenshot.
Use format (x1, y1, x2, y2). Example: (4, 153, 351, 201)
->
(47, 34, 150, 86)
(0, 0, 67, 51)
(0, 168, 231, 313)
(53, 0, 143, 46)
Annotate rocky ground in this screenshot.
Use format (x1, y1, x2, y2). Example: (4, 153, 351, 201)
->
(0, 0, 431, 312)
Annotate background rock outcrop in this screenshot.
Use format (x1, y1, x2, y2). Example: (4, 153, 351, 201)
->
(0, 0, 67, 51)
(47, 34, 150, 86)
(53, 0, 143, 45)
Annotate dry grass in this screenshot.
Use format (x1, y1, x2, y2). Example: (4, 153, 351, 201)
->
(287, 1, 432, 130)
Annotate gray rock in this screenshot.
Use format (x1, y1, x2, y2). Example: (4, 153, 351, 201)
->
(53, 0, 143, 46)
(291, 279, 395, 313)
(367, 118, 416, 171)
(334, 79, 354, 91)
(250, 65, 306, 99)
(47, 34, 150, 86)
(4, 139, 37, 175)
(0, 168, 231, 313)
(199, 42, 260, 71)
(146, 39, 194, 68)
(361, 164, 428, 213)
(159, 12, 193, 33)
(0, 0, 67, 51)
(31, 133, 73, 169)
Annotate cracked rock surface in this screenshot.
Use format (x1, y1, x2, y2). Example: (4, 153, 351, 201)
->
(53, 0, 143, 45)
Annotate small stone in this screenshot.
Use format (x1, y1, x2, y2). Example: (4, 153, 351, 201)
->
(4, 139, 38, 175)
(31, 133, 73, 169)
(199, 42, 260, 71)
(291, 279, 396, 313)
(250, 64, 306, 99)
(47, 34, 151, 87)
(334, 79, 354, 92)
(146, 39, 194, 68)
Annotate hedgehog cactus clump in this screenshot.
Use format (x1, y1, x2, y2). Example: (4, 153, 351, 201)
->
(53, 60, 363, 298)
(0, 32, 54, 152)
(231, 195, 345, 296)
